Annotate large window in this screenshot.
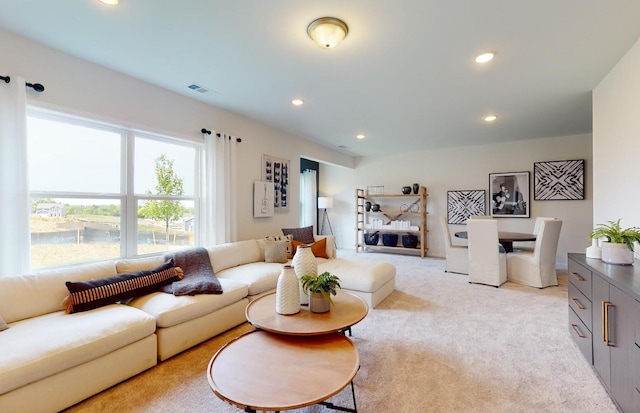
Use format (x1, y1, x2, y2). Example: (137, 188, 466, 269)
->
(27, 110, 201, 269)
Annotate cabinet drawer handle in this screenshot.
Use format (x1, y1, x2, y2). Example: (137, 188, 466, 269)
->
(571, 298, 586, 310)
(570, 272, 585, 282)
(602, 301, 615, 347)
(571, 323, 586, 339)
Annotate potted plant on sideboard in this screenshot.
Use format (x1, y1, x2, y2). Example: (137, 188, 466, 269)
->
(300, 272, 341, 313)
(588, 219, 640, 265)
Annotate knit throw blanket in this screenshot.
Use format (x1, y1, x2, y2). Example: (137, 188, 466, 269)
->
(162, 247, 223, 296)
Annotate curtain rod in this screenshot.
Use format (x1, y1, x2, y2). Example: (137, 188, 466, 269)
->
(201, 128, 242, 143)
(0, 75, 45, 92)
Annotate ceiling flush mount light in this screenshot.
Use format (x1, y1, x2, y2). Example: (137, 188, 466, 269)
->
(98, 0, 120, 5)
(291, 99, 304, 106)
(475, 52, 495, 63)
(484, 115, 498, 122)
(307, 17, 349, 49)
(356, 134, 366, 139)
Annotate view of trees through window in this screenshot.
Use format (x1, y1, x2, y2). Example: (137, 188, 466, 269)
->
(28, 111, 200, 269)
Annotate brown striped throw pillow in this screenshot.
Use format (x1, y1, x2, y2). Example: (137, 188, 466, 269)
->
(64, 259, 183, 313)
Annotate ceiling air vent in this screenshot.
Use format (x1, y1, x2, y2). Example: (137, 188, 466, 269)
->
(187, 83, 210, 93)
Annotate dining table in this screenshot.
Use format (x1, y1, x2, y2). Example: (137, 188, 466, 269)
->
(454, 231, 536, 253)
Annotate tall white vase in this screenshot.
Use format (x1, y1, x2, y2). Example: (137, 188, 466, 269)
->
(292, 245, 317, 305)
(275, 265, 300, 315)
(586, 239, 602, 259)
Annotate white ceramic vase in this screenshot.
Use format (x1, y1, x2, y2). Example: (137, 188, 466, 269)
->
(292, 245, 317, 305)
(600, 242, 634, 265)
(275, 265, 300, 315)
(585, 239, 602, 259)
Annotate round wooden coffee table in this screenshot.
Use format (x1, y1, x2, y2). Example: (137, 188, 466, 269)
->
(207, 329, 359, 412)
(245, 290, 368, 336)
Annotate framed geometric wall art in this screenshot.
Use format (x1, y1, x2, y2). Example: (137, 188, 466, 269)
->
(261, 154, 290, 212)
(534, 159, 585, 200)
(447, 190, 486, 224)
(489, 171, 530, 218)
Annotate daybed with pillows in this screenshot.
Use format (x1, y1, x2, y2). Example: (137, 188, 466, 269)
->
(0, 229, 396, 413)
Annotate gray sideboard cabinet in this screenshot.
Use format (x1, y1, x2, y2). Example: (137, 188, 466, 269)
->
(567, 253, 640, 413)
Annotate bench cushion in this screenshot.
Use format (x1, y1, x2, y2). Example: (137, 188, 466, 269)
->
(126, 278, 248, 328)
(0, 305, 155, 395)
(319, 258, 396, 293)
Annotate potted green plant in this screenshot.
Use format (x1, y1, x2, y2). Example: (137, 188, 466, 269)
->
(300, 272, 341, 313)
(588, 219, 640, 265)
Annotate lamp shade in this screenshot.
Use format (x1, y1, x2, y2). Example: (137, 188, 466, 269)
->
(318, 197, 333, 209)
(307, 17, 348, 49)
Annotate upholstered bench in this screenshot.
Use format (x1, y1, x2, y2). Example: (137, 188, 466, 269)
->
(318, 258, 396, 308)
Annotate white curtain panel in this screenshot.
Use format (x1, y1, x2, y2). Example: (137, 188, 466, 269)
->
(0, 76, 31, 276)
(300, 169, 317, 232)
(201, 132, 237, 245)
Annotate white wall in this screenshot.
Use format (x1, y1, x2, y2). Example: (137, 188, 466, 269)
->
(1, 28, 353, 242)
(320, 134, 593, 268)
(593, 34, 640, 259)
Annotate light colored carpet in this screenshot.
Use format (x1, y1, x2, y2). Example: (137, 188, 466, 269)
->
(63, 250, 617, 413)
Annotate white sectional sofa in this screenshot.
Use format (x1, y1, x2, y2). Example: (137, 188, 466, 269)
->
(0, 235, 395, 413)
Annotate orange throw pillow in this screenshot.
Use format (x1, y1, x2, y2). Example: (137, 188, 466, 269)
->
(292, 238, 329, 258)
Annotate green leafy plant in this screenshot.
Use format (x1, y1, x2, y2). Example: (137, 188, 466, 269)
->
(300, 272, 341, 305)
(588, 219, 640, 252)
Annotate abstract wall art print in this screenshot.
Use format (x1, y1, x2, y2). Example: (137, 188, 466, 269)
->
(447, 190, 486, 224)
(534, 159, 585, 200)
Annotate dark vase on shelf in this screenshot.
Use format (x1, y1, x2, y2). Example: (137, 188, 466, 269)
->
(371, 203, 380, 212)
(365, 201, 371, 212)
(412, 183, 419, 194)
(401, 186, 412, 194)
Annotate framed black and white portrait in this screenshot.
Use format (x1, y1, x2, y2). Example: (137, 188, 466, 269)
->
(489, 171, 530, 218)
(447, 190, 486, 224)
(534, 159, 585, 200)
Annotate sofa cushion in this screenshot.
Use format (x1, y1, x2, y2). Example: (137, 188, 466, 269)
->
(64, 260, 183, 313)
(0, 313, 7, 332)
(292, 238, 329, 258)
(207, 240, 262, 273)
(0, 305, 155, 395)
(261, 234, 294, 259)
(282, 225, 315, 244)
(0, 261, 118, 324)
(318, 258, 396, 293)
(126, 278, 248, 328)
(264, 240, 288, 263)
(216, 262, 284, 296)
(115, 255, 165, 274)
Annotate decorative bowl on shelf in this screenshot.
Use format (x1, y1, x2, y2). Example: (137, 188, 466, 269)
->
(364, 232, 379, 245)
(382, 234, 398, 247)
(402, 234, 418, 248)
(401, 186, 412, 194)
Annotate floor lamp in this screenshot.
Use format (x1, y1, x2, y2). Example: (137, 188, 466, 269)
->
(318, 197, 334, 236)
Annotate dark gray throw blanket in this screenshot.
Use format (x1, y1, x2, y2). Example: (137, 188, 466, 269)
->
(161, 247, 223, 296)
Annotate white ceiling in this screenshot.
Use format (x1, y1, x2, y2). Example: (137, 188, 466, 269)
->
(1, 1, 640, 157)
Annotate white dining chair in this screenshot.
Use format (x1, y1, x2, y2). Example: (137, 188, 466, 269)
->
(506, 219, 563, 288)
(440, 217, 468, 274)
(512, 216, 557, 252)
(467, 218, 507, 287)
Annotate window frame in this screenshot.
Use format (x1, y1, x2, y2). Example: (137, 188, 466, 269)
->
(27, 107, 203, 268)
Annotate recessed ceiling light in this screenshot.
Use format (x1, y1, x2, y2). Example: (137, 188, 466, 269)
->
(475, 52, 495, 63)
(98, 0, 120, 5)
(291, 99, 304, 106)
(484, 115, 498, 122)
(356, 134, 366, 139)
